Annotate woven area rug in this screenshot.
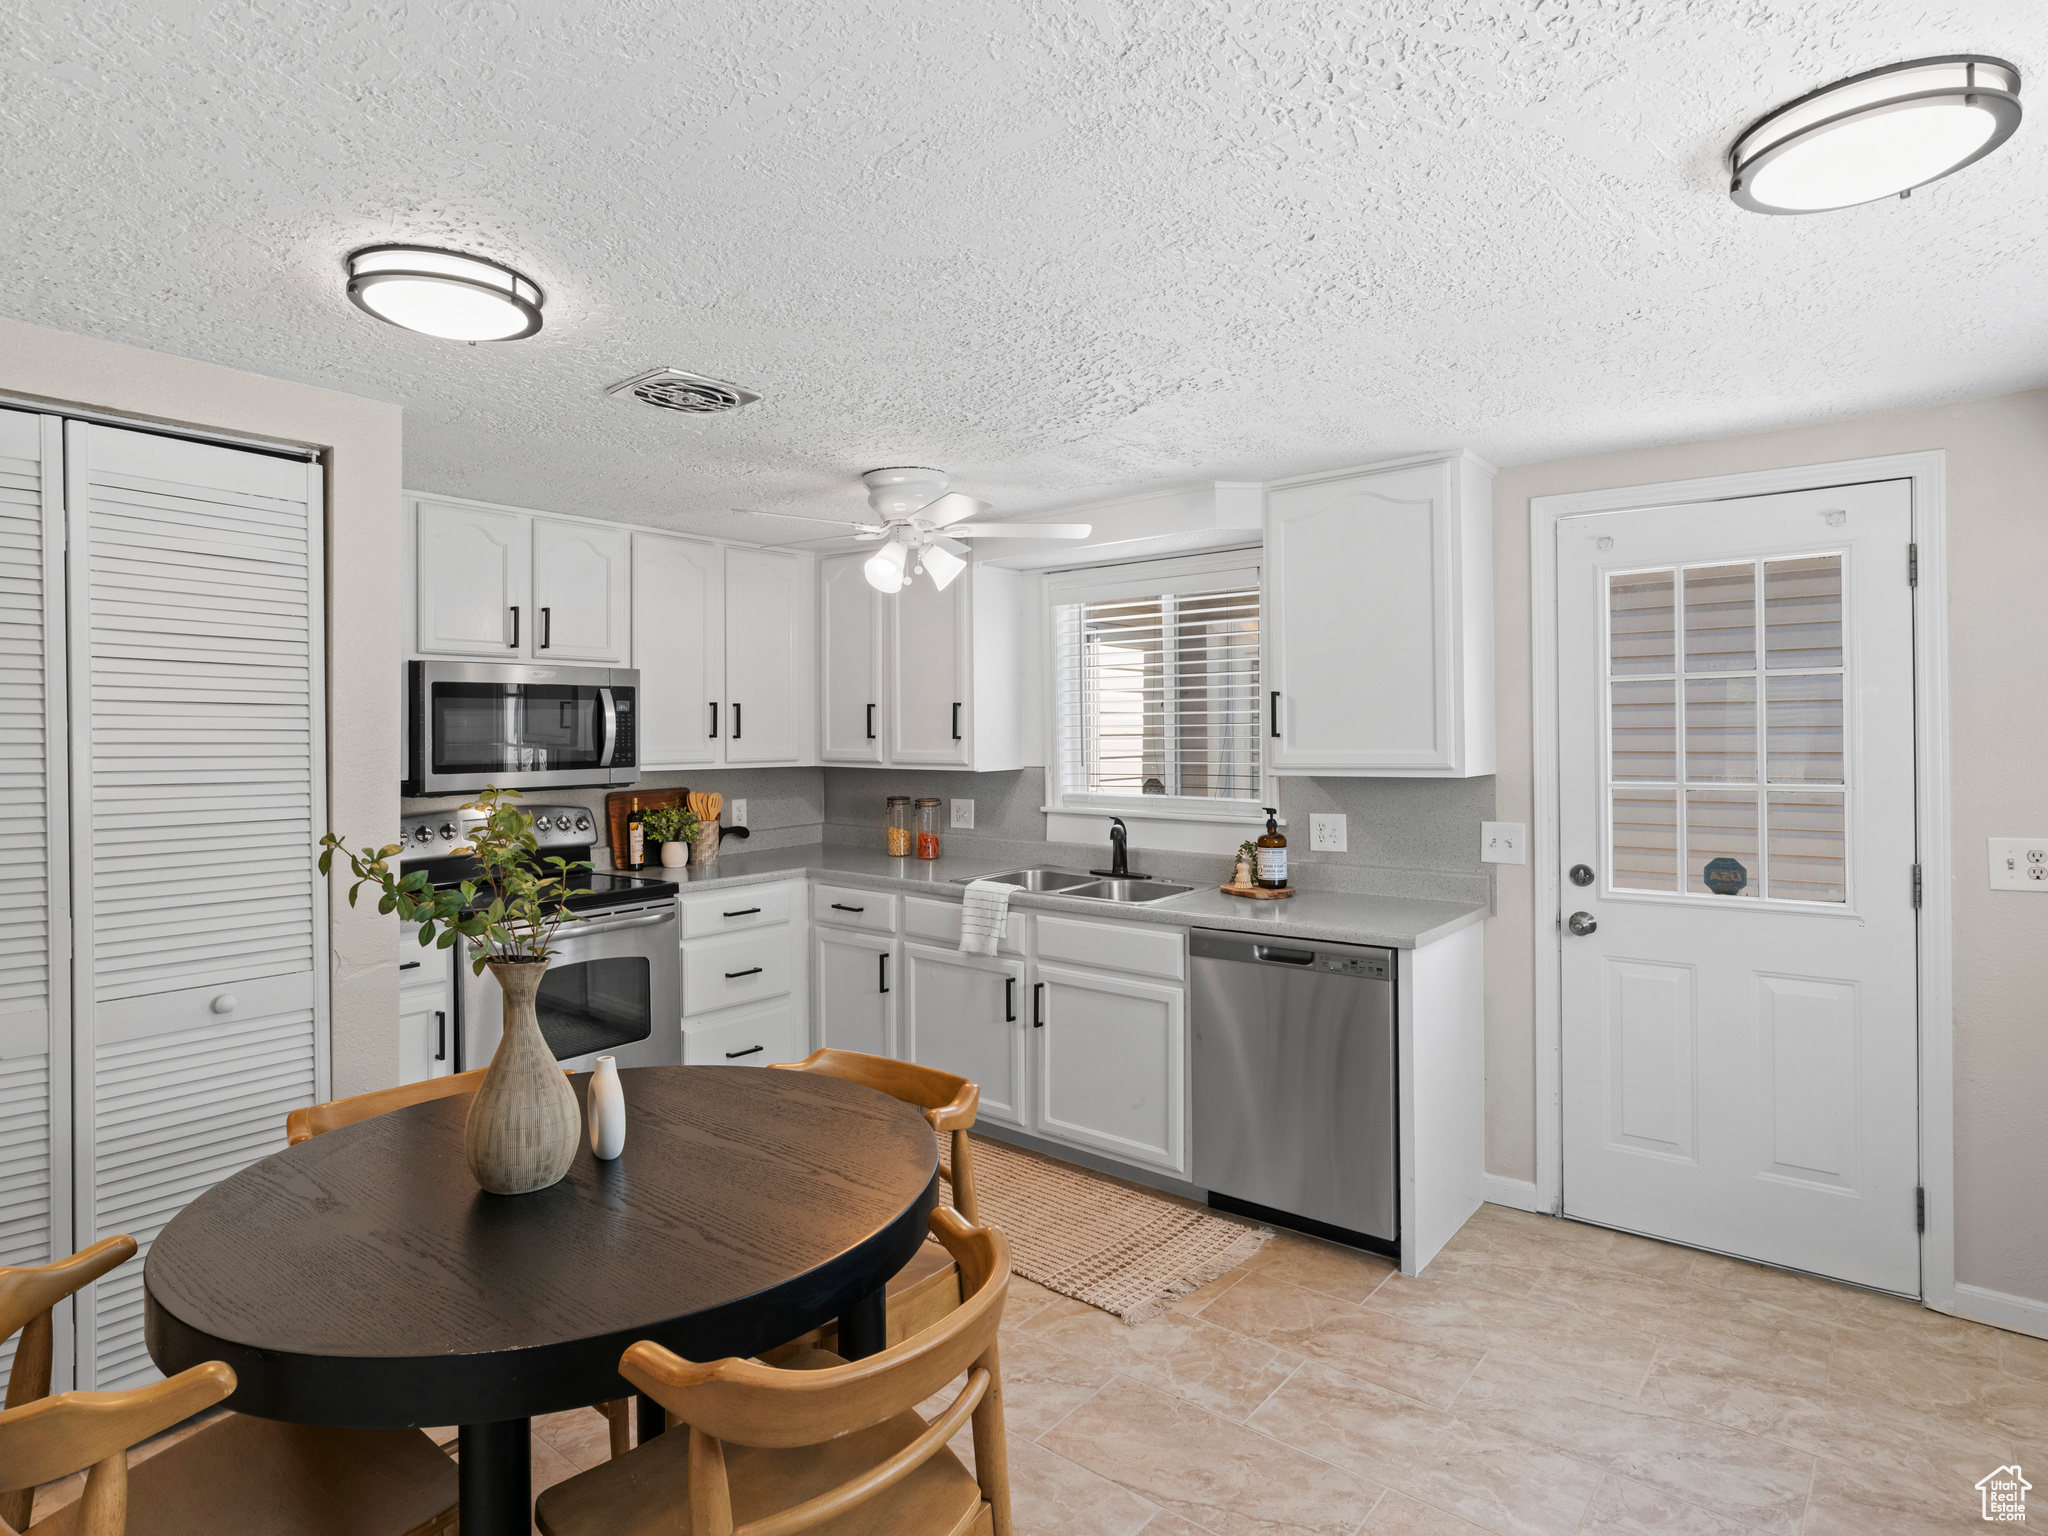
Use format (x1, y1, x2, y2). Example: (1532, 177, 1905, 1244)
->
(959, 1132, 1270, 1324)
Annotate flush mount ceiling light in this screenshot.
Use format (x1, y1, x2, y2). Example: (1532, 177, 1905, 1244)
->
(1730, 55, 2021, 214)
(345, 245, 544, 340)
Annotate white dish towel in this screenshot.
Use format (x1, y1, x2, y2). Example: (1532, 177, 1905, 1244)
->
(959, 878, 1013, 956)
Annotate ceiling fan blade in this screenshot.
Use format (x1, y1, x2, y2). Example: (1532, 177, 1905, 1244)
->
(948, 522, 1093, 539)
(917, 492, 990, 526)
(930, 533, 970, 558)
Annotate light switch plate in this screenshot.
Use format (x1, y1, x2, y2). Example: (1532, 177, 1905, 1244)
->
(1988, 837, 2048, 889)
(1308, 813, 1347, 852)
(730, 799, 748, 828)
(951, 798, 975, 830)
(1481, 822, 1526, 864)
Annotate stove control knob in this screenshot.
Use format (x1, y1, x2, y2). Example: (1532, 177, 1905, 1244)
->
(536, 815, 556, 832)
(438, 823, 457, 841)
(411, 826, 432, 844)
(574, 814, 591, 832)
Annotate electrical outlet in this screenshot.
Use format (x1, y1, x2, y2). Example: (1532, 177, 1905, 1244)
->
(1988, 837, 2048, 889)
(951, 798, 975, 830)
(1480, 821, 1526, 865)
(1308, 813, 1346, 852)
(730, 799, 748, 828)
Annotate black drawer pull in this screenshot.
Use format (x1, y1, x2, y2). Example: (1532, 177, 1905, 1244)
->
(724, 966, 764, 979)
(434, 1010, 446, 1062)
(831, 903, 865, 913)
(722, 907, 762, 918)
(1005, 976, 1016, 1022)
(725, 1045, 764, 1059)
(1033, 981, 1045, 1028)
(399, 960, 421, 971)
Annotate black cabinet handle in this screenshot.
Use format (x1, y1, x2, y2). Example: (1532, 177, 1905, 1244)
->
(722, 907, 761, 918)
(952, 702, 962, 740)
(879, 952, 890, 994)
(725, 1044, 764, 1059)
(1005, 976, 1016, 1022)
(434, 1010, 446, 1062)
(709, 701, 719, 738)
(831, 903, 865, 913)
(399, 960, 421, 971)
(1033, 981, 1045, 1028)
(724, 966, 764, 979)
(867, 702, 876, 739)
(1270, 690, 1280, 738)
(509, 605, 520, 648)
(732, 702, 742, 739)
(539, 606, 552, 649)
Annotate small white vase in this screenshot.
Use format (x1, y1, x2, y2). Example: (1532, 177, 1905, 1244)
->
(587, 1055, 626, 1160)
(659, 841, 690, 869)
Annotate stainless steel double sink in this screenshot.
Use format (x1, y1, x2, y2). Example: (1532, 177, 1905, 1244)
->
(952, 868, 1194, 904)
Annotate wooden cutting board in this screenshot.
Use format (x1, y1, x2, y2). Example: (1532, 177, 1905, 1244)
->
(605, 787, 688, 869)
(1219, 881, 1296, 899)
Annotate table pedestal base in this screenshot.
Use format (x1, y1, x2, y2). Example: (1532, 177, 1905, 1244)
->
(459, 1418, 531, 1536)
(838, 1284, 888, 1360)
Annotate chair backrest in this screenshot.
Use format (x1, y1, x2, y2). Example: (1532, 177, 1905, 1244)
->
(285, 1069, 490, 1146)
(622, 1208, 1008, 1452)
(769, 1048, 977, 1132)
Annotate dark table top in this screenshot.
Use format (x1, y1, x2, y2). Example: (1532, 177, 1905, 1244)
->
(144, 1066, 939, 1427)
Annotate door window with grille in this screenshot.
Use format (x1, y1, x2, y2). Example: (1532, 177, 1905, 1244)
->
(1608, 554, 1846, 903)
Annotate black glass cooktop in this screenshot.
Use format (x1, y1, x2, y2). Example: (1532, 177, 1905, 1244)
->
(402, 850, 676, 911)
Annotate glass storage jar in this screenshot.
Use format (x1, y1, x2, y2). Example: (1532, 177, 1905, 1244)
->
(886, 796, 912, 858)
(915, 797, 942, 860)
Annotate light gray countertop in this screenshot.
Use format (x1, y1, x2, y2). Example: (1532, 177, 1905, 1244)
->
(643, 840, 1487, 950)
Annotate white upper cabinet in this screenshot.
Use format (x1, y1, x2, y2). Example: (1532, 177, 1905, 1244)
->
(416, 500, 530, 656)
(531, 518, 629, 662)
(818, 554, 883, 764)
(891, 573, 970, 766)
(632, 533, 723, 767)
(724, 546, 813, 765)
(1263, 452, 1495, 777)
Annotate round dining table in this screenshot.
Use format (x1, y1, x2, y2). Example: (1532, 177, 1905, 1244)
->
(144, 1065, 940, 1536)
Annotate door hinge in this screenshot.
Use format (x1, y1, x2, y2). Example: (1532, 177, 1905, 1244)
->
(1907, 543, 1918, 586)
(1916, 1186, 1926, 1233)
(1911, 864, 1923, 908)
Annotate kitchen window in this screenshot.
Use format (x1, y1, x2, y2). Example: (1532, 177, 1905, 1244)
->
(1048, 554, 1263, 822)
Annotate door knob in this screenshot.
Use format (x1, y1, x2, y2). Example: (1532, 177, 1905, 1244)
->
(1567, 912, 1598, 936)
(211, 993, 238, 1014)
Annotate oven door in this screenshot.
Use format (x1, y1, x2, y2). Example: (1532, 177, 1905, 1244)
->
(407, 661, 639, 795)
(459, 903, 681, 1071)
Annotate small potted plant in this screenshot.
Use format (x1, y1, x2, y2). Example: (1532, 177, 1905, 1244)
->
(642, 803, 701, 869)
(320, 786, 591, 1196)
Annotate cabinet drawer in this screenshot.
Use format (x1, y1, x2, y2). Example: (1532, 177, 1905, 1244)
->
(682, 929, 793, 1016)
(680, 882, 793, 938)
(684, 1003, 801, 1066)
(812, 883, 899, 932)
(903, 895, 1023, 955)
(1033, 915, 1185, 980)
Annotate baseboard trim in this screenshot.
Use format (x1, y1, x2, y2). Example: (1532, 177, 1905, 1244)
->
(1481, 1175, 1544, 1213)
(1940, 1282, 2048, 1341)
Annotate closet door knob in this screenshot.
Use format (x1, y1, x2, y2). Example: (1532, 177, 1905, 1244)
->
(210, 994, 238, 1015)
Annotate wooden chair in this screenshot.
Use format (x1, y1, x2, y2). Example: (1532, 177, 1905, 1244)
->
(534, 1206, 1013, 1536)
(770, 1049, 982, 1223)
(0, 1240, 457, 1536)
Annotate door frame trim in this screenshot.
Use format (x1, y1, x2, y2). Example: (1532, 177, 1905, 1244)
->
(1528, 450, 1953, 1310)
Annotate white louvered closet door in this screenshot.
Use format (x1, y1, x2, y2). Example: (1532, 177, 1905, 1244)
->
(67, 422, 326, 1391)
(0, 409, 70, 1388)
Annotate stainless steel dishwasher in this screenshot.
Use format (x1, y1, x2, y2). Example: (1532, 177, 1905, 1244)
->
(1191, 929, 1397, 1252)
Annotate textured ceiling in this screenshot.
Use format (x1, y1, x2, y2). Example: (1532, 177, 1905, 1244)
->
(4, 1, 2045, 545)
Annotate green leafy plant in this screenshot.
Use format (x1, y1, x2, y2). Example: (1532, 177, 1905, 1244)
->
(1236, 840, 1259, 864)
(319, 786, 590, 975)
(642, 803, 701, 845)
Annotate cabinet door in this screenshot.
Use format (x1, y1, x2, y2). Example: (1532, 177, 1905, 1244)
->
(417, 499, 530, 656)
(725, 547, 809, 764)
(819, 555, 884, 763)
(633, 533, 723, 766)
(1265, 459, 1461, 773)
(1032, 963, 1186, 1174)
(532, 518, 630, 661)
(890, 574, 969, 765)
(902, 945, 1025, 1127)
(811, 929, 896, 1058)
(398, 989, 453, 1085)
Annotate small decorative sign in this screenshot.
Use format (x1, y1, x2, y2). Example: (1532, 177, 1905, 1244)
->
(1702, 857, 1749, 896)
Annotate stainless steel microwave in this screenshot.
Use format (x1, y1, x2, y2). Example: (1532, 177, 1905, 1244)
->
(402, 661, 640, 796)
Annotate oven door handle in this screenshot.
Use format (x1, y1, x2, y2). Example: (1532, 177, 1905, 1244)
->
(597, 687, 618, 766)
(560, 908, 676, 937)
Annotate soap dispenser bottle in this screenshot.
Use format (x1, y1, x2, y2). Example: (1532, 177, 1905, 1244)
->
(1255, 807, 1288, 889)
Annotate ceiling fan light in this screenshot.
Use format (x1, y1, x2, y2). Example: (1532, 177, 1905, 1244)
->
(863, 539, 908, 593)
(922, 543, 967, 590)
(346, 245, 544, 340)
(1729, 55, 2021, 214)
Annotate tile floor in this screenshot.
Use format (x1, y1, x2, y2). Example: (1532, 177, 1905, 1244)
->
(28, 1203, 2045, 1535)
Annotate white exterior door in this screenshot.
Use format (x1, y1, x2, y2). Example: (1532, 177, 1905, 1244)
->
(531, 517, 629, 662)
(812, 928, 895, 1058)
(890, 576, 968, 766)
(724, 548, 808, 764)
(1556, 479, 1918, 1293)
(818, 555, 883, 764)
(416, 499, 528, 656)
(901, 944, 1025, 1127)
(632, 533, 723, 767)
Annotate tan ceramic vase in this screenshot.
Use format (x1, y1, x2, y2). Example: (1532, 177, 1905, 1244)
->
(465, 959, 580, 1195)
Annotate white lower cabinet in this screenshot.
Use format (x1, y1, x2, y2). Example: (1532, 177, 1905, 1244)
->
(1031, 961, 1187, 1175)
(900, 944, 1027, 1128)
(677, 880, 807, 1067)
(397, 981, 453, 1086)
(812, 926, 896, 1058)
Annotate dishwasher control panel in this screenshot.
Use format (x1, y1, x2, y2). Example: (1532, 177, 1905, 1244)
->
(1322, 953, 1389, 979)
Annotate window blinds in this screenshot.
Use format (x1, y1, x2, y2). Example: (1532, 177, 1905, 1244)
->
(1054, 583, 1261, 801)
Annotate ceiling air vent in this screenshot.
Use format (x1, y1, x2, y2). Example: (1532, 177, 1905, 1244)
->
(604, 367, 761, 415)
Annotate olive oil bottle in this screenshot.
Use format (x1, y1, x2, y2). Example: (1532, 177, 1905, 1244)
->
(1255, 806, 1288, 889)
(626, 797, 646, 870)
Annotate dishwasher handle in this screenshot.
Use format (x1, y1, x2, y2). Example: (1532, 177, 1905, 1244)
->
(1253, 945, 1317, 966)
